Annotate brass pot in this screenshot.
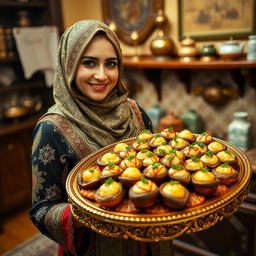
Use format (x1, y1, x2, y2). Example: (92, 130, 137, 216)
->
(178, 36, 199, 61)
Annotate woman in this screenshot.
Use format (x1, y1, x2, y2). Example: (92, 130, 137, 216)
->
(30, 20, 171, 256)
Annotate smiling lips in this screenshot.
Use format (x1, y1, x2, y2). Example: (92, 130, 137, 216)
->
(89, 83, 108, 91)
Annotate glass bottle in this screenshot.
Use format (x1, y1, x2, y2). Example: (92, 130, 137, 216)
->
(182, 109, 203, 134)
(247, 35, 256, 61)
(228, 112, 251, 151)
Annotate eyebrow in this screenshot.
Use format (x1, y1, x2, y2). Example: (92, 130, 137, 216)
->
(81, 56, 118, 61)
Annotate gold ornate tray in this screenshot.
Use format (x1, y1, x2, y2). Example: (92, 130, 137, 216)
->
(66, 137, 252, 242)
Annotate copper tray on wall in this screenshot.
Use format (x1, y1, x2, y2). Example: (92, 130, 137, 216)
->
(66, 137, 252, 242)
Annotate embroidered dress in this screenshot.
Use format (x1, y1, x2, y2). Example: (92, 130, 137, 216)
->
(30, 20, 172, 256)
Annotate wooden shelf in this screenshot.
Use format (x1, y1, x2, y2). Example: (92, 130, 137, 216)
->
(123, 55, 256, 100)
(123, 55, 256, 69)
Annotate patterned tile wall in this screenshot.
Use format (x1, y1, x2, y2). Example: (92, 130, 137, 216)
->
(129, 68, 256, 148)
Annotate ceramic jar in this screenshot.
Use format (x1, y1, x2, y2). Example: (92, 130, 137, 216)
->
(159, 112, 184, 132)
(247, 35, 256, 61)
(228, 112, 251, 151)
(218, 40, 245, 59)
(177, 36, 199, 62)
(146, 105, 167, 132)
(200, 44, 217, 61)
(182, 109, 203, 134)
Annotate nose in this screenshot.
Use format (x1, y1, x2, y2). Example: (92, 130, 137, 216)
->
(94, 65, 107, 80)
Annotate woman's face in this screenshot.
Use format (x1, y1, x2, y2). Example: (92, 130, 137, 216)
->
(75, 35, 119, 101)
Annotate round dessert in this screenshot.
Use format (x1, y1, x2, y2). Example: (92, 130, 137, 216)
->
(182, 144, 202, 158)
(212, 163, 239, 185)
(132, 139, 150, 151)
(95, 178, 125, 208)
(216, 150, 237, 166)
(169, 137, 189, 150)
(97, 152, 121, 169)
(207, 141, 227, 154)
(148, 134, 167, 149)
(169, 149, 185, 160)
(161, 153, 183, 168)
(184, 156, 205, 172)
(191, 168, 220, 196)
(100, 162, 123, 183)
(160, 127, 177, 141)
(118, 167, 142, 188)
(196, 132, 214, 145)
(138, 129, 154, 141)
(77, 166, 101, 189)
(160, 180, 190, 209)
(113, 142, 129, 154)
(136, 149, 152, 160)
(168, 164, 191, 186)
(129, 177, 159, 208)
(192, 142, 207, 155)
(119, 155, 142, 169)
(153, 142, 173, 157)
(143, 163, 168, 184)
(118, 146, 137, 159)
(141, 152, 160, 167)
(177, 129, 195, 143)
(200, 151, 220, 168)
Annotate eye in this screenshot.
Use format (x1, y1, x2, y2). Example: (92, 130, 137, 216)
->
(82, 60, 96, 67)
(106, 60, 118, 68)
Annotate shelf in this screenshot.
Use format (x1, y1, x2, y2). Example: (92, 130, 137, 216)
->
(123, 55, 256, 69)
(123, 55, 256, 100)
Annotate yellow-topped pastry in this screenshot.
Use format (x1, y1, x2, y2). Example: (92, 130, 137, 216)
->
(161, 154, 182, 167)
(102, 163, 122, 176)
(178, 129, 195, 142)
(138, 129, 154, 141)
(170, 137, 189, 149)
(217, 150, 236, 163)
(149, 134, 166, 147)
(162, 181, 186, 198)
(182, 145, 201, 157)
(144, 163, 167, 176)
(160, 127, 176, 140)
(169, 149, 184, 160)
(82, 167, 101, 183)
(120, 167, 142, 178)
(142, 152, 160, 166)
(100, 152, 120, 164)
(132, 139, 149, 150)
(214, 164, 236, 175)
(208, 141, 226, 153)
(200, 151, 219, 167)
(169, 165, 189, 179)
(196, 132, 214, 145)
(154, 143, 173, 156)
(113, 143, 129, 153)
(132, 178, 157, 194)
(99, 179, 121, 197)
(136, 149, 151, 160)
(184, 156, 204, 171)
(120, 155, 141, 169)
(193, 169, 215, 182)
(119, 146, 137, 158)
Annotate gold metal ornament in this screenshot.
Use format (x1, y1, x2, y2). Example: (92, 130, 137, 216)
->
(66, 137, 251, 242)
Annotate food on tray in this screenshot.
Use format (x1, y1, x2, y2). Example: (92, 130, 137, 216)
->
(120, 155, 142, 169)
(153, 143, 173, 157)
(160, 180, 190, 209)
(216, 150, 237, 165)
(138, 129, 154, 141)
(177, 129, 195, 143)
(118, 167, 142, 188)
(192, 167, 220, 196)
(196, 132, 214, 145)
(95, 178, 124, 208)
(77, 166, 101, 189)
(118, 146, 137, 159)
(200, 151, 220, 168)
(141, 152, 160, 167)
(148, 134, 167, 148)
(76, 128, 241, 213)
(100, 163, 123, 182)
(212, 163, 239, 185)
(143, 163, 168, 184)
(184, 156, 205, 172)
(208, 141, 227, 154)
(129, 177, 159, 208)
(160, 127, 176, 141)
(113, 142, 129, 153)
(132, 139, 150, 151)
(170, 137, 189, 150)
(97, 152, 121, 168)
(168, 164, 191, 186)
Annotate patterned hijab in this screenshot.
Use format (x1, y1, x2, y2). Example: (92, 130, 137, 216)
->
(45, 20, 140, 148)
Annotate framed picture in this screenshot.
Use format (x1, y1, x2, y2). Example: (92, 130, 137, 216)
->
(102, 0, 164, 45)
(178, 0, 256, 40)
